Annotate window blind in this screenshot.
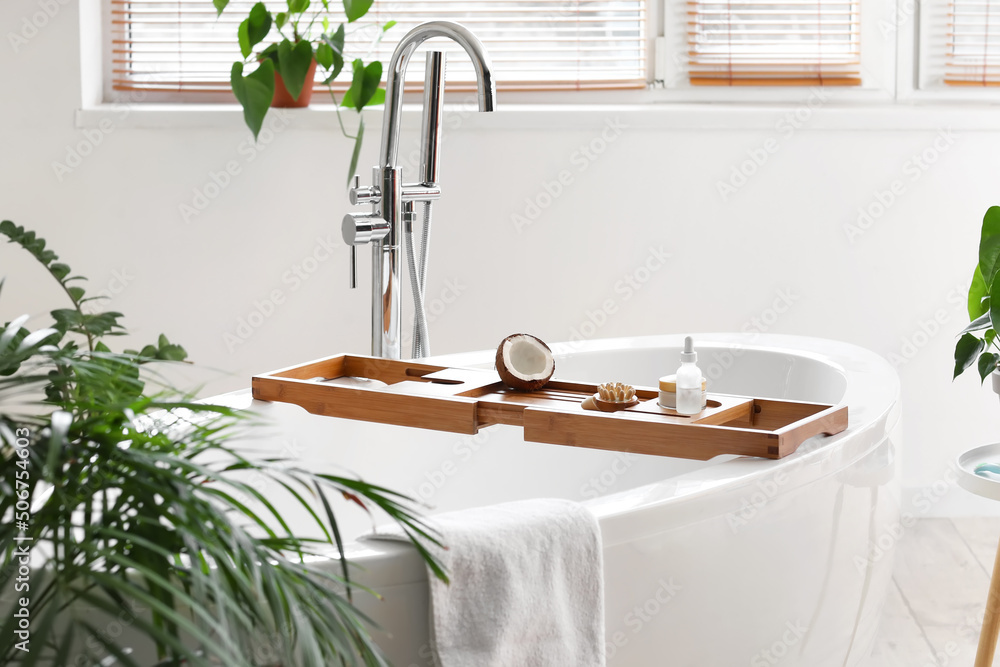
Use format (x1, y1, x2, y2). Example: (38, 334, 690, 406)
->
(111, 0, 647, 95)
(685, 0, 861, 86)
(945, 0, 1000, 85)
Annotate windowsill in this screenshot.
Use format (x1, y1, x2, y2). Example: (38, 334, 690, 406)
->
(75, 101, 1000, 132)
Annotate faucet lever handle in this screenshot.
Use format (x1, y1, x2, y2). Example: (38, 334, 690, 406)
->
(349, 174, 380, 206)
(343, 212, 388, 291)
(349, 245, 358, 289)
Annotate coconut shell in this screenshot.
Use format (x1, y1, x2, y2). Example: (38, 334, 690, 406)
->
(495, 333, 554, 391)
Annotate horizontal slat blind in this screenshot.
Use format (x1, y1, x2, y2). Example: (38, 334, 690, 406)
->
(685, 0, 861, 86)
(945, 0, 1000, 85)
(111, 0, 647, 95)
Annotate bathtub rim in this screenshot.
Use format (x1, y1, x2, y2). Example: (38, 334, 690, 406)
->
(279, 332, 900, 588)
(427, 333, 899, 538)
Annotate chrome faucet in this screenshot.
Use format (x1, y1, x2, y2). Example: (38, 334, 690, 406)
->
(342, 21, 497, 359)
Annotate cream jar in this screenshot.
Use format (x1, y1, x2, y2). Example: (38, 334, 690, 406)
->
(658, 374, 707, 410)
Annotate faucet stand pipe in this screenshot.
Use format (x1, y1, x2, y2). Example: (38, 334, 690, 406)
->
(372, 165, 402, 359)
(343, 21, 496, 360)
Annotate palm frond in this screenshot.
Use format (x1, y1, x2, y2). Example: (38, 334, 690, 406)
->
(0, 222, 448, 666)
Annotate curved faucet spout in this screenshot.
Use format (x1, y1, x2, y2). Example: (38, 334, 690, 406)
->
(378, 20, 496, 169)
(346, 21, 495, 359)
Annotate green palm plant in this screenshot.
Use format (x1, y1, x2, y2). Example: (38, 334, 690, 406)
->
(0, 220, 446, 666)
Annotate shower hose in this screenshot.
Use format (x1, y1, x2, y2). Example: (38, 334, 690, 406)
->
(405, 201, 433, 358)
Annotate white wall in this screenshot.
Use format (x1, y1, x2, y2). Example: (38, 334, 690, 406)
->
(3, 0, 1000, 512)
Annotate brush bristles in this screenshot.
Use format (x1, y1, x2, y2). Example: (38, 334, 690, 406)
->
(598, 382, 636, 403)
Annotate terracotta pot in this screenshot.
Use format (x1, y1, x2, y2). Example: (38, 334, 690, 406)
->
(271, 58, 317, 108)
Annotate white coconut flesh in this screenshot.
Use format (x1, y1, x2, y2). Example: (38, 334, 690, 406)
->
(502, 337, 554, 381)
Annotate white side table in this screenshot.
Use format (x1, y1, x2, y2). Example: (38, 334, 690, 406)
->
(957, 443, 1000, 667)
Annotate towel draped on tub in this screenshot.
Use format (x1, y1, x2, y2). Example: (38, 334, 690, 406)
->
(366, 497, 605, 667)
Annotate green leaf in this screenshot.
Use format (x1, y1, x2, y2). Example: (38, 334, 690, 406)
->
(133, 343, 158, 358)
(248, 3, 272, 48)
(156, 335, 188, 362)
(258, 42, 279, 67)
(322, 66, 342, 85)
(238, 22, 251, 59)
(979, 352, 999, 383)
(970, 264, 990, 319)
(276, 38, 313, 102)
(275, 11, 287, 29)
(238, 3, 272, 59)
(955, 333, 985, 379)
(383, 19, 397, 32)
(322, 16, 329, 32)
(962, 312, 992, 334)
(0, 220, 59, 270)
(46, 410, 71, 483)
(320, 25, 345, 83)
(981, 206, 1000, 285)
(213, 0, 229, 15)
(360, 62, 382, 108)
(63, 311, 125, 338)
(314, 481, 352, 601)
(990, 268, 1000, 338)
(315, 42, 334, 70)
(14, 327, 59, 354)
(287, 0, 310, 13)
(345, 59, 382, 112)
(327, 23, 345, 54)
(365, 87, 385, 107)
(231, 60, 275, 141)
(343, 0, 373, 22)
(0, 315, 29, 358)
(49, 262, 70, 280)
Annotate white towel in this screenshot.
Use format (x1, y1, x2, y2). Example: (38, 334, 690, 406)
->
(366, 498, 606, 667)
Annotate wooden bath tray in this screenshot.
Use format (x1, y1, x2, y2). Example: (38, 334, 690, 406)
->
(251, 354, 848, 460)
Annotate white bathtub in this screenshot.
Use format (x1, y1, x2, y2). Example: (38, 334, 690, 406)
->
(232, 333, 900, 666)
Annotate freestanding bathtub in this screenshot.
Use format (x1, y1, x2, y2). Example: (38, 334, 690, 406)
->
(231, 333, 899, 666)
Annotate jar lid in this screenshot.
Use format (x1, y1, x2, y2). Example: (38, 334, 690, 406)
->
(659, 375, 706, 392)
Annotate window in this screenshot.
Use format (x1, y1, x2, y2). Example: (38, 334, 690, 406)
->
(910, 0, 1000, 97)
(102, 0, 996, 106)
(656, 0, 893, 99)
(685, 0, 861, 86)
(108, 0, 647, 101)
(942, 0, 1000, 86)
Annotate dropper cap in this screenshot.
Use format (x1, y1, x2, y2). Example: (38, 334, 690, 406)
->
(680, 336, 697, 363)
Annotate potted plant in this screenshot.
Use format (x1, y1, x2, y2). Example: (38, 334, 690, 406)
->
(218, 0, 392, 180)
(954, 206, 1000, 392)
(0, 220, 445, 665)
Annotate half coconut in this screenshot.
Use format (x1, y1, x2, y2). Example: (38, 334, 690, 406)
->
(495, 333, 555, 391)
